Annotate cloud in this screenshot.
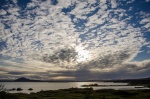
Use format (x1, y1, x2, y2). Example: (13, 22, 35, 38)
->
(0, 9, 7, 15)
(0, 0, 150, 79)
(41, 47, 77, 68)
(145, 0, 150, 2)
(139, 13, 150, 32)
(111, 0, 117, 8)
(140, 18, 150, 24)
(12, 0, 18, 4)
(127, 0, 135, 4)
(44, 60, 150, 80)
(8, 71, 27, 75)
(0, 0, 145, 61)
(138, 11, 150, 32)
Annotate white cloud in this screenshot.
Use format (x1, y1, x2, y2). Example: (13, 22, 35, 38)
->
(0, 23, 5, 30)
(0, 0, 150, 79)
(145, 0, 150, 2)
(12, 0, 18, 4)
(143, 23, 150, 29)
(138, 11, 150, 32)
(140, 18, 150, 24)
(0, 9, 7, 15)
(100, 0, 107, 4)
(111, 0, 117, 8)
(127, 0, 135, 4)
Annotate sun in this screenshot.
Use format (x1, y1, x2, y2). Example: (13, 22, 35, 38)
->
(75, 46, 90, 63)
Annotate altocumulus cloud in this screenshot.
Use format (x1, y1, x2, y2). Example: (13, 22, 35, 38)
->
(0, 0, 150, 80)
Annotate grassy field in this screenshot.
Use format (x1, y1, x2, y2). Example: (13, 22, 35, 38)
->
(0, 88, 150, 99)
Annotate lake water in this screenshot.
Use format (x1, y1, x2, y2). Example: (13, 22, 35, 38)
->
(0, 82, 149, 93)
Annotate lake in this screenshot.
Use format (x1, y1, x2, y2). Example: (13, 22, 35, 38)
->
(0, 82, 149, 93)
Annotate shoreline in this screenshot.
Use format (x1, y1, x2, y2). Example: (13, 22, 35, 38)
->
(1, 88, 150, 99)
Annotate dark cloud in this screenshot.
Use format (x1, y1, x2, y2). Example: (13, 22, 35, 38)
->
(42, 47, 77, 64)
(8, 71, 27, 75)
(43, 54, 150, 80)
(1, 61, 149, 80)
(46, 69, 92, 80)
(49, 63, 150, 80)
(1, 48, 149, 80)
(79, 50, 131, 69)
(0, 68, 7, 72)
(141, 61, 150, 70)
(122, 61, 150, 72)
(45, 69, 126, 80)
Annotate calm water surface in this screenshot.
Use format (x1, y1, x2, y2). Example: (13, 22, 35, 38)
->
(0, 82, 149, 93)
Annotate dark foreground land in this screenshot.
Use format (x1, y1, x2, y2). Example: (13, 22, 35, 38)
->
(0, 88, 150, 99)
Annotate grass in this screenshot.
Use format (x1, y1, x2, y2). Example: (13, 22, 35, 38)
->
(0, 88, 150, 99)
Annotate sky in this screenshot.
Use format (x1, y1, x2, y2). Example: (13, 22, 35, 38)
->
(0, 0, 150, 80)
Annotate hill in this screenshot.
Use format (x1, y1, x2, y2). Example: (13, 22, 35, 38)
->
(14, 77, 42, 82)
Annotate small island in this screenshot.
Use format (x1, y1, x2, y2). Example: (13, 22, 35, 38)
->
(81, 83, 129, 87)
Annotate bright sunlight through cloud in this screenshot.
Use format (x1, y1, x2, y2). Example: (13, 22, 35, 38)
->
(75, 46, 91, 63)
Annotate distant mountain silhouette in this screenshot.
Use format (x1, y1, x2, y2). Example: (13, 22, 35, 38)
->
(104, 77, 150, 85)
(89, 77, 150, 82)
(15, 77, 31, 82)
(14, 77, 41, 82)
(112, 77, 150, 82)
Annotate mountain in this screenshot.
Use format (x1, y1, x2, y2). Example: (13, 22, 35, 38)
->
(15, 77, 31, 82)
(88, 77, 150, 84)
(111, 77, 150, 82)
(14, 77, 42, 82)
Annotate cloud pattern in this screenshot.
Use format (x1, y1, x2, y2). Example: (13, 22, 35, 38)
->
(0, 0, 150, 80)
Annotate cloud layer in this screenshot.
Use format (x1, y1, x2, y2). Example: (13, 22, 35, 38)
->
(0, 0, 150, 80)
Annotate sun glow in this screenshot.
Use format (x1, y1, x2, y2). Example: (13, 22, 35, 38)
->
(75, 46, 91, 62)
